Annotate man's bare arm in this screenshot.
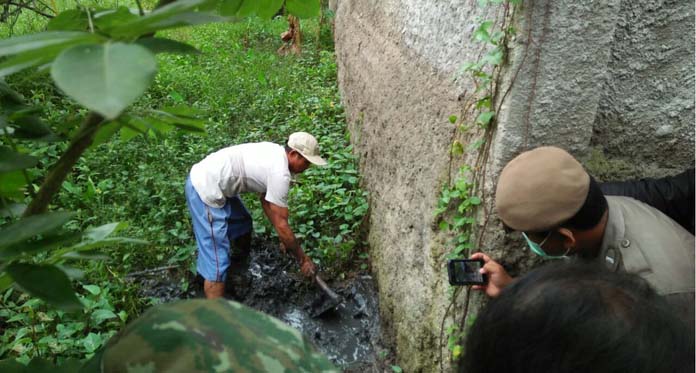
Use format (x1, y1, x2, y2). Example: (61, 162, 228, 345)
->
(260, 195, 316, 277)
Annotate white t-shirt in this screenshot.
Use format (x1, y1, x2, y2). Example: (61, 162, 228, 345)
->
(189, 142, 291, 208)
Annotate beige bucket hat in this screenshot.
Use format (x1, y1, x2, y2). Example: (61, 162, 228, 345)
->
(495, 146, 590, 232)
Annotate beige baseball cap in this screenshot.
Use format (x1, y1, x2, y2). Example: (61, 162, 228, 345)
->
(495, 146, 590, 232)
(288, 132, 327, 166)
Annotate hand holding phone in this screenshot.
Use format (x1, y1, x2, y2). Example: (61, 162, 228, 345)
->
(468, 252, 514, 297)
(447, 259, 487, 286)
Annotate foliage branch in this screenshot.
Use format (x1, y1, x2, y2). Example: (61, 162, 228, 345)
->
(0, 0, 321, 313)
(433, 0, 521, 368)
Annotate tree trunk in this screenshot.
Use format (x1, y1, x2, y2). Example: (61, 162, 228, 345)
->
(278, 15, 302, 55)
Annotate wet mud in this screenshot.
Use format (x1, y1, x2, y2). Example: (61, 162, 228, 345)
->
(130, 238, 387, 371)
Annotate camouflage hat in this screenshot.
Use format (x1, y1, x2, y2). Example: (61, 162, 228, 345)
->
(82, 299, 338, 373)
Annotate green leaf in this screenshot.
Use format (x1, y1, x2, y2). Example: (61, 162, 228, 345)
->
(0, 39, 104, 79)
(0, 81, 25, 105)
(82, 332, 102, 353)
(61, 251, 110, 261)
(0, 273, 12, 292)
(257, 0, 284, 19)
(150, 110, 206, 132)
(119, 115, 150, 141)
(82, 284, 101, 295)
(0, 31, 102, 57)
(136, 37, 201, 55)
(120, 124, 143, 141)
(234, 0, 258, 17)
(438, 220, 450, 231)
(451, 141, 464, 156)
(92, 309, 117, 324)
(468, 139, 485, 151)
(0, 146, 37, 173)
(460, 61, 482, 73)
(0, 171, 24, 199)
(160, 105, 205, 118)
(475, 97, 491, 110)
(10, 115, 55, 141)
(0, 232, 81, 260)
(84, 222, 127, 241)
(476, 111, 495, 127)
(286, 0, 320, 18)
(0, 211, 74, 249)
(391, 366, 403, 373)
(448, 115, 457, 124)
(0, 49, 53, 78)
(219, 0, 243, 16)
(57, 265, 85, 280)
(47, 9, 88, 31)
(452, 344, 463, 358)
(51, 43, 157, 120)
(482, 47, 503, 66)
(141, 117, 174, 137)
(63, 237, 147, 254)
(94, 7, 140, 33)
(490, 30, 505, 44)
(109, 0, 227, 37)
(473, 21, 493, 43)
(6, 263, 82, 311)
(91, 121, 122, 147)
(0, 202, 25, 218)
(0, 359, 24, 372)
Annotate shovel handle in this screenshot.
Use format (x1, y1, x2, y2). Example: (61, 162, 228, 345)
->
(315, 275, 340, 300)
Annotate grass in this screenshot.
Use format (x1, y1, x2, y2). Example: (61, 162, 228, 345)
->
(1, 10, 368, 364)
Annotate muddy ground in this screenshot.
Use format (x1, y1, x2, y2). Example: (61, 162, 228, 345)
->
(130, 237, 394, 372)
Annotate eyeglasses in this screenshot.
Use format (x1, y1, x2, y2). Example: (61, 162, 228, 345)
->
(522, 231, 570, 259)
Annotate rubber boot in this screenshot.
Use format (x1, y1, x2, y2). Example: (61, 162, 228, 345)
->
(226, 231, 252, 299)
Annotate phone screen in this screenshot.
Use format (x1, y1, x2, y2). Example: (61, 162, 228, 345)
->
(448, 259, 486, 285)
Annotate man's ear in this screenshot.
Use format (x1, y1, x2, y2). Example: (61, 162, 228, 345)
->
(557, 228, 576, 249)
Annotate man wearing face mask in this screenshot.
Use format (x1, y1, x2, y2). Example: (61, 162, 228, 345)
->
(185, 132, 326, 299)
(471, 146, 694, 325)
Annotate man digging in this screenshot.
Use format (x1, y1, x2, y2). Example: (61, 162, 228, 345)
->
(185, 132, 326, 299)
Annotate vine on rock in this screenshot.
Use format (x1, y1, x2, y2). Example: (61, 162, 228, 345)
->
(434, 0, 522, 370)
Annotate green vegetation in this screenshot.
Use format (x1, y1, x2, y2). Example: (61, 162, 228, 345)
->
(0, 1, 367, 365)
(435, 0, 520, 366)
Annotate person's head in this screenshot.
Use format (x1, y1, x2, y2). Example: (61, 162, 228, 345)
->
(285, 132, 327, 174)
(495, 146, 608, 258)
(461, 263, 695, 373)
(82, 299, 337, 372)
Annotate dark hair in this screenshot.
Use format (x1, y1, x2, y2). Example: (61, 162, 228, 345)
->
(561, 175, 607, 230)
(460, 263, 694, 373)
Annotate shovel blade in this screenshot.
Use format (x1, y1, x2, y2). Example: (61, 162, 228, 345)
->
(310, 294, 342, 318)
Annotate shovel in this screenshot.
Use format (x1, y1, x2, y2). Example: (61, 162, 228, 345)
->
(310, 275, 343, 318)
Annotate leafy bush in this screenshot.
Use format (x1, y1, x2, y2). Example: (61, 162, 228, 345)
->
(1, 6, 367, 365)
(0, 283, 130, 365)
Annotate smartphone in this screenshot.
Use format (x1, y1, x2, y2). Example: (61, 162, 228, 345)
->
(447, 259, 487, 286)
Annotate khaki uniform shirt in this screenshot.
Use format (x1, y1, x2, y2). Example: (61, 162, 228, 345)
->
(595, 196, 694, 325)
